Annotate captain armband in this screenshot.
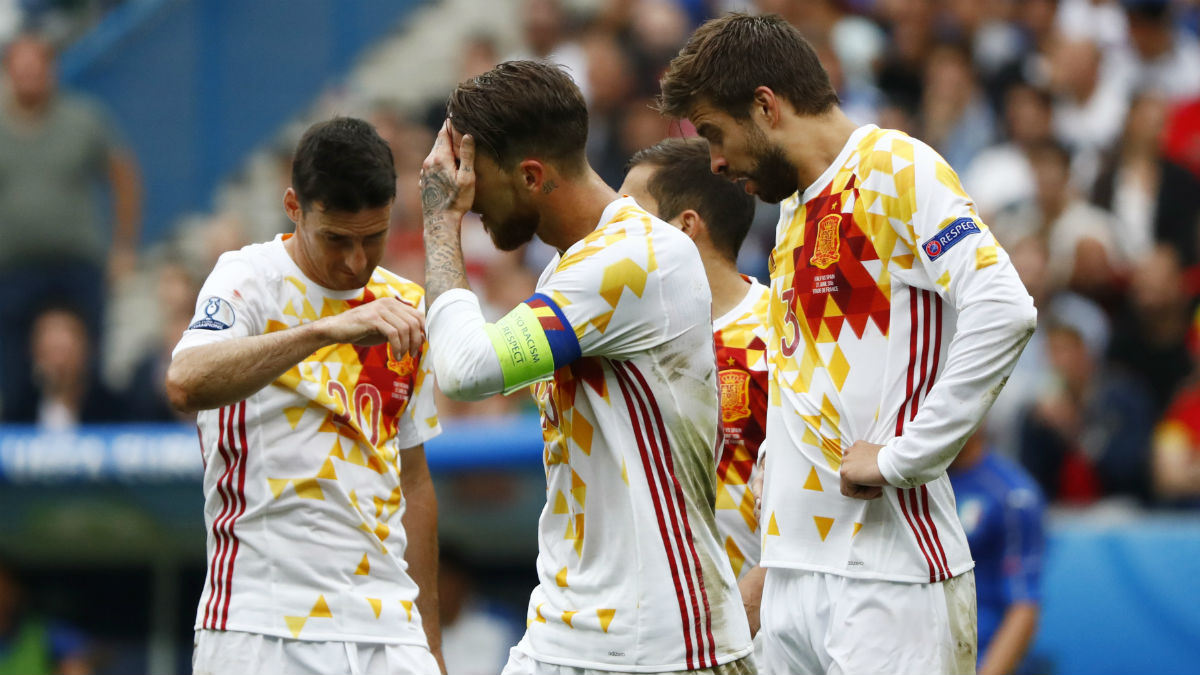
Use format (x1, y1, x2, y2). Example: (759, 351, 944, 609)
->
(483, 293, 581, 394)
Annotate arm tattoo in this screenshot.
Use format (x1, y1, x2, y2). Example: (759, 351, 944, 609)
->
(421, 170, 458, 220)
(423, 221, 470, 306)
(422, 169, 470, 306)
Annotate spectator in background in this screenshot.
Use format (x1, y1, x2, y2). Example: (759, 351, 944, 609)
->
(6, 303, 125, 429)
(949, 428, 1045, 675)
(986, 238, 1112, 461)
(756, 0, 886, 94)
(0, 32, 142, 421)
(1114, 0, 1200, 103)
(919, 40, 995, 170)
(0, 561, 91, 675)
(1107, 245, 1192, 415)
(1091, 91, 1168, 260)
(1046, 35, 1130, 189)
(1150, 307, 1200, 506)
(507, 0, 590, 102)
(1019, 315, 1155, 504)
(963, 82, 1055, 222)
(991, 140, 1124, 303)
(123, 260, 198, 423)
(438, 545, 520, 675)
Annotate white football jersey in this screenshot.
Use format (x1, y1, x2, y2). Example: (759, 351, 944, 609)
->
(761, 125, 1036, 583)
(513, 198, 752, 670)
(174, 235, 441, 644)
(711, 280, 770, 580)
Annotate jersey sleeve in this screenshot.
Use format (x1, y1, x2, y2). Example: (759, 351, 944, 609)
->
(172, 251, 268, 357)
(393, 298, 442, 449)
(1000, 485, 1045, 605)
(428, 232, 678, 399)
(876, 140, 1039, 488)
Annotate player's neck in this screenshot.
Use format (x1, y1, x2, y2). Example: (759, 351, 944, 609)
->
(706, 254, 752, 320)
(780, 106, 860, 190)
(539, 168, 620, 252)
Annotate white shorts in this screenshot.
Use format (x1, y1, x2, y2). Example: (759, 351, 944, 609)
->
(192, 629, 440, 675)
(758, 568, 976, 675)
(501, 638, 758, 674)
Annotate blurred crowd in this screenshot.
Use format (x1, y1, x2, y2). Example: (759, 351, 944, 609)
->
(3, 1, 1200, 672)
(7, 0, 1200, 507)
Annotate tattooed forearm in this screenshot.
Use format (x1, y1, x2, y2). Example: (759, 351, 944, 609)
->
(423, 217, 470, 306)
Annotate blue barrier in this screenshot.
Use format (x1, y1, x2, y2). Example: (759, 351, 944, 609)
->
(58, 0, 426, 246)
(0, 416, 544, 483)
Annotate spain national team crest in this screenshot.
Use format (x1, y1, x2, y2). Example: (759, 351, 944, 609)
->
(719, 369, 752, 423)
(387, 346, 415, 377)
(810, 213, 841, 269)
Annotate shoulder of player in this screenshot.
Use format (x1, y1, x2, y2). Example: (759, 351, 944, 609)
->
(368, 266, 426, 308)
(208, 240, 280, 283)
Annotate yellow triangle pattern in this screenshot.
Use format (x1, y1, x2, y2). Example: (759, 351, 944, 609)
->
(571, 412, 594, 456)
(283, 406, 306, 429)
(725, 536, 746, 579)
(284, 615, 307, 638)
(368, 598, 382, 619)
(803, 466, 823, 491)
(354, 553, 370, 576)
(534, 603, 548, 623)
(570, 469, 587, 508)
(310, 595, 332, 618)
(935, 271, 951, 292)
(597, 608, 616, 633)
(813, 516, 835, 542)
(552, 491, 569, 514)
(556, 566, 569, 587)
(853, 522, 863, 537)
(767, 512, 780, 536)
(268, 478, 291, 499)
(976, 245, 998, 270)
(293, 478, 325, 500)
(828, 345, 850, 392)
(265, 319, 289, 334)
(620, 458, 629, 486)
(598, 258, 648, 308)
(401, 600, 413, 621)
(562, 610, 578, 628)
(316, 458, 337, 480)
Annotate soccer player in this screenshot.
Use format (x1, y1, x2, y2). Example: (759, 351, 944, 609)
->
(419, 61, 754, 673)
(619, 137, 770, 616)
(165, 118, 445, 675)
(659, 13, 1038, 674)
(949, 429, 1045, 675)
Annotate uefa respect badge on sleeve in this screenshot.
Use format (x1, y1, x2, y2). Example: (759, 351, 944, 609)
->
(921, 217, 981, 261)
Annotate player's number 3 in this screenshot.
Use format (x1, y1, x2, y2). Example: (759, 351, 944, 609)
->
(779, 288, 801, 357)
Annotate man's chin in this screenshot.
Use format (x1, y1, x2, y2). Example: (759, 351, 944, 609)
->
(489, 228, 535, 252)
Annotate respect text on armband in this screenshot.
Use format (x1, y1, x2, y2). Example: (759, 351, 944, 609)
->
(499, 313, 544, 367)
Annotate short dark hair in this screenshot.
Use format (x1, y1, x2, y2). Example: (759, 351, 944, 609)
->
(446, 60, 588, 173)
(658, 13, 839, 120)
(291, 117, 396, 212)
(627, 137, 756, 262)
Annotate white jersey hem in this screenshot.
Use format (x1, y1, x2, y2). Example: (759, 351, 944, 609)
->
(758, 559, 976, 584)
(517, 641, 754, 673)
(193, 622, 430, 646)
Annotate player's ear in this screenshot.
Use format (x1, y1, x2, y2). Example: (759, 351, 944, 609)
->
(677, 209, 704, 242)
(519, 159, 546, 195)
(283, 188, 303, 227)
(752, 86, 781, 128)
